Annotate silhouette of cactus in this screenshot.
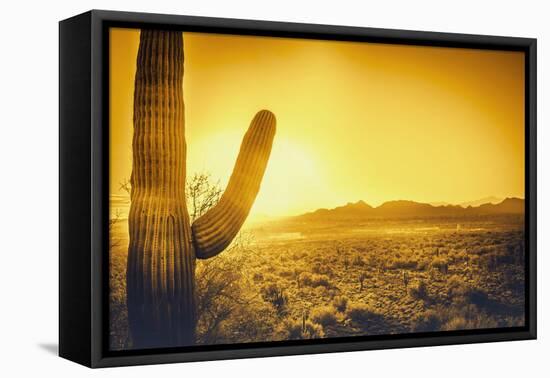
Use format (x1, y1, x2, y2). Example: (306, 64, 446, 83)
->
(126, 30, 276, 348)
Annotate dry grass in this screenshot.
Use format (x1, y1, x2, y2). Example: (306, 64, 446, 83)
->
(109, 216, 525, 349)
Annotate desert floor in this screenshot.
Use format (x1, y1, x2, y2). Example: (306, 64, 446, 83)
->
(109, 215, 525, 350)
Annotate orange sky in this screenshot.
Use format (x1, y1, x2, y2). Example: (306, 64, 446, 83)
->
(109, 28, 525, 218)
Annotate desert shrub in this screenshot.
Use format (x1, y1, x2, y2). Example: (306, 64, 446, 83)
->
(208, 297, 278, 344)
(314, 285, 330, 298)
(292, 267, 303, 278)
(109, 231, 130, 349)
(298, 272, 313, 286)
(504, 269, 524, 294)
(389, 256, 418, 270)
(358, 272, 367, 290)
(416, 257, 430, 271)
(446, 275, 468, 301)
(323, 266, 334, 276)
(260, 282, 288, 315)
(366, 253, 380, 268)
(408, 280, 428, 299)
(299, 272, 331, 288)
(413, 304, 500, 333)
(463, 287, 490, 307)
(454, 249, 469, 262)
(277, 318, 324, 340)
(412, 309, 443, 332)
(447, 279, 489, 307)
(342, 255, 350, 270)
(196, 253, 278, 344)
(345, 303, 379, 324)
(441, 306, 499, 331)
(311, 262, 323, 274)
(447, 274, 463, 288)
(277, 268, 293, 278)
(446, 273, 464, 290)
(312, 262, 334, 276)
(302, 319, 325, 338)
(479, 247, 518, 272)
(431, 256, 449, 274)
(311, 274, 330, 288)
(332, 296, 349, 313)
(278, 318, 302, 339)
(310, 306, 339, 327)
(352, 255, 365, 267)
(196, 251, 250, 344)
(441, 316, 467, 330)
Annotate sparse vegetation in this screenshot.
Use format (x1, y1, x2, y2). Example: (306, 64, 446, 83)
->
(277, 317, 325, 340)
(261, 282, 289, 316)
(310, 306, 339, 327)
(332, 296, 349, 313)
(345, 303, 380, 324)
(110, 189, 525, 348)
(408, 280, 428, 299)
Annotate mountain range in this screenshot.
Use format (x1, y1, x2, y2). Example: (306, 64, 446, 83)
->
(293, 197, 524, 221)
(429, 196, 504, 208)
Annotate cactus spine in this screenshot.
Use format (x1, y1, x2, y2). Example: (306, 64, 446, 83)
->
(126, 30, 276, 348)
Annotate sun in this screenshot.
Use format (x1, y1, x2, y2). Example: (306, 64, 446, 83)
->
(250, 136, 328, 218)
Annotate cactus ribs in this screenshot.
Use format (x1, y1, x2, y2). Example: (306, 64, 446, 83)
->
(126, 30, 276, 348)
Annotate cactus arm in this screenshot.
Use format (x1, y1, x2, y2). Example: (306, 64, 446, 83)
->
(192, 110, 276, 259)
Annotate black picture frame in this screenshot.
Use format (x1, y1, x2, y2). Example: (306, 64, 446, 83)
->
(59, 9, 537, 368)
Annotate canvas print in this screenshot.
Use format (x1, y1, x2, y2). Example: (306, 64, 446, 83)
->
(109, 28, 526, 351)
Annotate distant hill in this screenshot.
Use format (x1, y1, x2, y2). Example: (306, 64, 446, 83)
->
(474, 197, 525, 214)
(293, 198, 524, 221)
(429, 201, 451, 207)
(459, 196, 503, 208)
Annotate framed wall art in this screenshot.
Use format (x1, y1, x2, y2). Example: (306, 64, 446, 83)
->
(59, 10, 537, 368)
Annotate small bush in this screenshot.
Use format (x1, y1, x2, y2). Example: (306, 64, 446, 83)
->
(447, 280, 489, 307)
(277, 318, 324, 340)
(455, 249, 469, 262)
(260, 283, 288, 315)
(446, 275, 465, 298)
(389, 256, 418, 270)
(352, 255, 365, 267)
(332, 296, 349, 313)
(302, 319, 325, 338)
(431, 257, 449, 274)
(441, 309, 498, 331)
(441, 316, 468, 330)
(345, 303, 378, 324)
(479, 248, 516, 272)
(310, 306, 338, 327)
(412, 304, 500, 333)
(278, 318, 302, 339)
(408, 280, 428, 299)
(314, 285, 330, 298)
(299, 272, 331, 288)
(277, 268, 293, 278)
(412, 309, 442, 332)
(464, 287, 490, 307)
(416, 258, 430, 270)
(311, 262, 323, 274)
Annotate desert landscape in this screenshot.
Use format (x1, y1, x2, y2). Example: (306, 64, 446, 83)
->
(108, 28, 525, 350)
(110, 191, 525, 349)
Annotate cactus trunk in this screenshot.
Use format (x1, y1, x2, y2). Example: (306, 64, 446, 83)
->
(126, 30, 276, 348)
(127, 30, 196, 348)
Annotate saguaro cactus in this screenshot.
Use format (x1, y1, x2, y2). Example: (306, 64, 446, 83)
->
(126, 30, 276, 348)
